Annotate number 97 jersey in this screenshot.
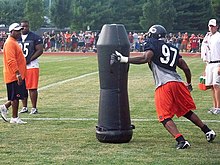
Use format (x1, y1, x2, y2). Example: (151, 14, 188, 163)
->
(18, 31, 43, 64)
(143, 38, 183, 88)
(144, 38, 181, 71)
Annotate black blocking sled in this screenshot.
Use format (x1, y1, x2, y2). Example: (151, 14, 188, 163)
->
(96, 24, 135, 143)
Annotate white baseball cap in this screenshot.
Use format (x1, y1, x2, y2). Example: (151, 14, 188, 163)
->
(208, 19, 217, 26)
(8, 23, 23, 32)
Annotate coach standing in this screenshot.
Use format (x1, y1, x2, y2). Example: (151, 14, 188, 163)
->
(18, 20, 43, 115)
(201, 19, 220, 114)
(3, 23, 27, 124)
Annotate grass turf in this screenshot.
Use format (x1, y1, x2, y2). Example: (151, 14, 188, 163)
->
(0, 54, 219, 165)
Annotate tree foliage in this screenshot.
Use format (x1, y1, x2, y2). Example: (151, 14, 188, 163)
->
(71, 0, 144, 31)
(173, 0, 213, 33)
(71, 0, 96, 31)
(212, 0, 220, 19)
(0, 0, 218, 34)
(24, 0, 44, 31)
(50, 0, 73, 29)
(108, 0, 144, 31)
(0, 0, 25, 25)
(140, 0, 175, 32)
(140, 0, 160, 30)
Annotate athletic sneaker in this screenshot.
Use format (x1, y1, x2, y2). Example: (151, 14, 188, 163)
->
(212, 108, 220, 114)
(207, 107, 215, 114)
(10, 117, 27, 124)
(30, 108, 38, 114)
(19, 107, 28, 113)
(0, 105, 8, 122)
(206, 130, 216, 142)
(208, 108, 220, 114)
(176, 141, 190, 149)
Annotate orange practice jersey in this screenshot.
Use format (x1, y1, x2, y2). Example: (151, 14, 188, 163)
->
(3, 36, 26, 83)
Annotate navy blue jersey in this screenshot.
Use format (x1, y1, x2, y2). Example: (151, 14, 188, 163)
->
(18, 31, 43, 63)
(143, 38, 182, 72)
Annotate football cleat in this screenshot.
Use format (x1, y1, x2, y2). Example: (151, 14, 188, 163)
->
(176, 141, 190, 149)
(208, 108, 220, 114)
(0, 105, 8, 122)
(207, 107, 215, 114)
(19, 107, 28, 113)
(30, 108, 38, 114)
(206, 130, 216, 142)
(213, 108, 220, 114)
(10, 117, 27, 124)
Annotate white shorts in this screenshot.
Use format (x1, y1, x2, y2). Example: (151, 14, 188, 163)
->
(205, 63, 220, 85)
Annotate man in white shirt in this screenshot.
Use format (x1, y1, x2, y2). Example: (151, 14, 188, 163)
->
(201, 19, 220, 114)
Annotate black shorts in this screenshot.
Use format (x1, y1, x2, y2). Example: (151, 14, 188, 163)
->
(6, 80, 28, 101)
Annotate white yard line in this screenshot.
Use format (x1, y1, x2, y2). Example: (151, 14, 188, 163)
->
(39, 71, 98, 90)
(0, 57, 89, 67)
(0, 71, 98, 101)
(1, 71, 219, 124)
(3, 117, 219, 123)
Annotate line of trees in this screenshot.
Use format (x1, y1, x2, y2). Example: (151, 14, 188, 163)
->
(0, 0, 219, 33)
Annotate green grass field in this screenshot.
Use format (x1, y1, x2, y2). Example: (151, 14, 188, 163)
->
(0, 54, 219, 165)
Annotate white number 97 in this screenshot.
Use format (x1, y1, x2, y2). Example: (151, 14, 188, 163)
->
(160, 44, 177, 67)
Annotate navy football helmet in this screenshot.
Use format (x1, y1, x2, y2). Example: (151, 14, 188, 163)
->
(148, 25, 167, 39)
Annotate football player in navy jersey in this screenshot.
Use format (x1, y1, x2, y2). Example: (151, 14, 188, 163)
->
(111, 25, 216, 149)
(18, 20, 43, 114)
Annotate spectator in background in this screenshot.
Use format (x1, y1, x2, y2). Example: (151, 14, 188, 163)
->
(128, 32, 134, 51)
(133, 32, 139, 51)
(189, 34, 199, 53)
(176, 32, 182, 50)
(93, 31, 99, 53)
(85, 34, 91, 52)
(180, 32, 188, 52)
(59, 32, 65, 51)
(55, 33, 62, 51)
(71, 32, 78, 52)
(50, 30, 56, 52)
(90, 32, 95, 51)
(78, 30, 84, 38)
(42, 32, 50, 51)
(198, 34, 204, 52)
(138, 34, 144, 52)
(0, 31, 7, 50)
(64, 31, 71, 51)
(78, 35, 85, 52)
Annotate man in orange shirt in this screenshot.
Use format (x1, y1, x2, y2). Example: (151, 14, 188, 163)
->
(181, 32, 188, 52)
(0, 23, 27, 124)
(64, 31, 71, 51)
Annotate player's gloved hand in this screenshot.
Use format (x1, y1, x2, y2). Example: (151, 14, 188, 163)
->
(115, 51, 128, 63)
(110, 51, 128, 65)
(187, 83, 193, 92)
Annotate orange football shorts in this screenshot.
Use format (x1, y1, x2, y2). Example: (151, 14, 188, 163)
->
(155, 81, 196, 122)
(25, 68, 39, 90)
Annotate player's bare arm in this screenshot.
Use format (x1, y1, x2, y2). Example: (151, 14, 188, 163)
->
(177, 58, 191, 84)
(111, 50, 153, 65)
(128, 50, 154, 64)
(29, 44, 43, 62)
